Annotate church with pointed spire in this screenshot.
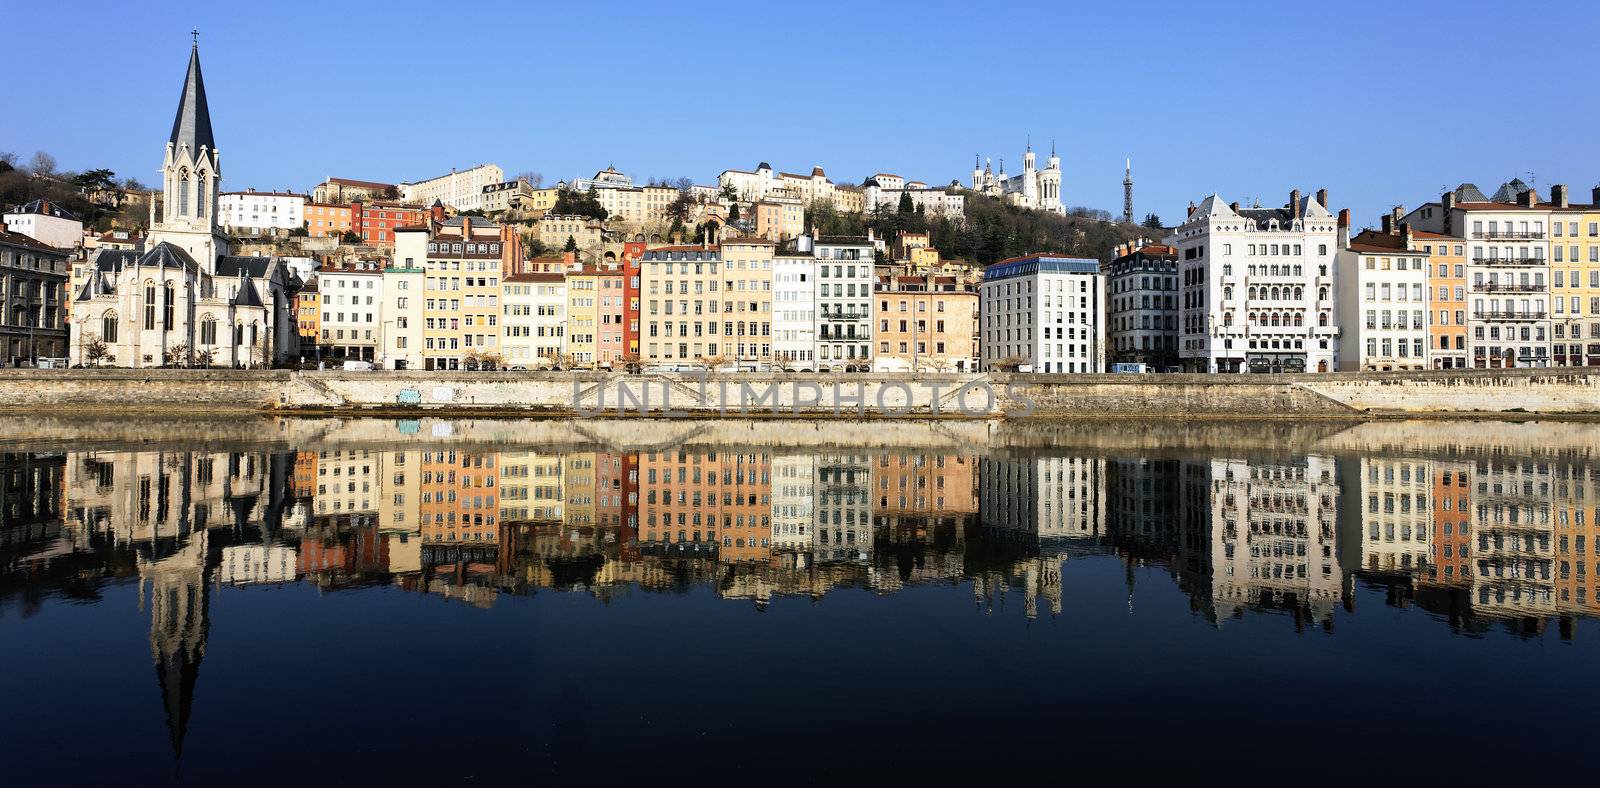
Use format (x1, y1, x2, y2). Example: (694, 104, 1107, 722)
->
(70, 36, 301, 368)
(969, 139, 1064, 215)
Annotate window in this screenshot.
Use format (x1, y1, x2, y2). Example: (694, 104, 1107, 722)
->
(162, 282, 175, 332)
(102, 312, 118, 343)
(144, 284, 156, 330)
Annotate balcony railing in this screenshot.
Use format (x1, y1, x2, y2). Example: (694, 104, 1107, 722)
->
(1478, 283, 1546, 293)
(1471, 256, 1545, 266)
(1474, 311, 1548, 321)
(1473, 231, 1545, 240)
(818, 310, 869, 321)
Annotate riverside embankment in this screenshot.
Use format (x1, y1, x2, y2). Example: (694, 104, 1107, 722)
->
(0, 367, 1596, 418)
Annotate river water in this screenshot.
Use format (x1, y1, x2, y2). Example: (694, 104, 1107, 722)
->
(2, 417, 1596, 785)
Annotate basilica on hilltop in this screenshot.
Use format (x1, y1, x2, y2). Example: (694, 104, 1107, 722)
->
(970, 141, 1064, 215)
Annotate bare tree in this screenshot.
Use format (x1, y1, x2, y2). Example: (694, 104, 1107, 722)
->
(516, 171, 544, 188)
(28, 151, 57, 177)
(163, 342, 191, 367)
(83, 334, 111, 366)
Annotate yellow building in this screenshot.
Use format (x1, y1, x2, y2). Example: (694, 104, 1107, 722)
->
(640, 244, 724, 369)
(834, 187, 865, 215)
(400, 215, 519, 370)
(527, 188, 561, 215)
(720, 237, 774, 368)
(1551, 186, 1600, 367)
(565, 268, 599, 366)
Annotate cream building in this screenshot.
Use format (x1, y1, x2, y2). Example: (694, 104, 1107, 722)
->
(400, 163, 504, 212)
(1337, 224, 1431, 371)
(219, 189, 305, 236)
(380, 260, 423, 370)
(720, 237, 774, 369)
(502, 271, 565, 368)
(640, 244, 723, 369)
(537, 214, 603, 256)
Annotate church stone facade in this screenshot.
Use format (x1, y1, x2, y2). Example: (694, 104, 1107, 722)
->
(70, 42, 299, 368)
(970, 142, 1064, 215)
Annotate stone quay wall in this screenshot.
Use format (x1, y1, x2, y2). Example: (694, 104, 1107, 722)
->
(0, 368, 1594, 418)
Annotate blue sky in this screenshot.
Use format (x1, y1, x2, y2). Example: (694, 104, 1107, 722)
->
(4, 0, 1596, 229)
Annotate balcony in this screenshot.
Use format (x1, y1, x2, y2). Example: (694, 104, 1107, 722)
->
(818, 309, 869, 321)
(1474, 311, 1548, 321)
(1473, 231, 1545, 241)
(1471, 256, 1544, 266)
(1478, 283, 1546, 293)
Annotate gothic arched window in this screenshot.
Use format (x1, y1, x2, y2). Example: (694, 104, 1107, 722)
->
(195, 171, 207, 217)
(144, 282, 156, 330)
(200, 314, 216, 346)
(163, 282, 176, 332)
(102, 311, 119, 343)
(178, 169, 190, 216)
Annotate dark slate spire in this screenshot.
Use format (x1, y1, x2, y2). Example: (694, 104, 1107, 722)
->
(169, 38, 215, 153)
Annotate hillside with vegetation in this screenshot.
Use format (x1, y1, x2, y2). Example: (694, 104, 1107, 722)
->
(806, 190, 1166, 265)
(1, 150, 150, 231)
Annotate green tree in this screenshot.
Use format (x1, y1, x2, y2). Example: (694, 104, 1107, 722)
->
(563, 235, 578, 252)
(1142, 212, 1164, 229)
(719, 183, 739, 203)
(728, 203, 740, 221)
(553, 188, 608, 221)
(72, 168, 117, 192)
(897, 191, 914, 214)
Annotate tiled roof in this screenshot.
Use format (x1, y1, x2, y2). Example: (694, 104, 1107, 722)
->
(0, 228, 71, 254)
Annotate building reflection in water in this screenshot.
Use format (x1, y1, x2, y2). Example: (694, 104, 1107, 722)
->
(3, 434, 1600, 753)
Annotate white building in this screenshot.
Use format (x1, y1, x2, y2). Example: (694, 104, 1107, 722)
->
(719, 162, 845, 209)
(813, 234, 874, 370)
(400, 163, 504, 212)
(862, 179, 965, 219)
(970, 142, 1063, 214)
(772, 250, 817, 370)
(502, 271, 566, 368)
(1171, 191, 1340, 373)
(979, 455, 1105, 542)
(770, 454, 816, 553)
(1337, 223, 1431, 371)
(979, 254, 1105, 373)
(3, 199, 83, 250)
(219, 189, 305, 236)
(315, 262, 383, 361)
(1402, 182, 1552, 368)
(1353, 457, 1433, 575)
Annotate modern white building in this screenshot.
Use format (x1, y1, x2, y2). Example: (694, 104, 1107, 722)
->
(3, 199, 83, 250)
(380, 260, 422, 370)
(970, 142, 1064, 214)
(812, 234, 874, 370)
(1337, 224, 1431, 371)
(772, 250, 817, 370)
(219, 189, 305, 236)
(1171, 191, 1340, 373)
(979, 254, 1105, 373)
(400, 163, 504, 212)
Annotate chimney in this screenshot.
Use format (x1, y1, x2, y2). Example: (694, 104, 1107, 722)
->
(1229, 201, 1241, 213)
(1186, 200, 1196, 218)
(1337, 208, 1350, 229)
(1517, 188, 1537, 207)
(1289, 189, 1301, 217)
(1316, 188, 1328, 208)
(1389, 206, 1404, 233)
(1441, 190, 1457, 235)
(1592, 186, 1600, 207)
(1552, 184, 1569, 208)
(1381, 214, 1394, 234)
(1401, 221, 1414, 250)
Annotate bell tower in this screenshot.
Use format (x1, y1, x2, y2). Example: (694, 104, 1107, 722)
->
(148, 31, 230, 268)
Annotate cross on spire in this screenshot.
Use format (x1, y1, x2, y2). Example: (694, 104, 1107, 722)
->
(191, 27, 199, 47)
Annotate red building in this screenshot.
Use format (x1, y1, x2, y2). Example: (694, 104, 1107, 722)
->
(622, 241, 644, 359)
(351, 200, 425, 247)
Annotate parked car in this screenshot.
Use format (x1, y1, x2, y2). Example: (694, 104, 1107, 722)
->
(342, 360, 374, 372)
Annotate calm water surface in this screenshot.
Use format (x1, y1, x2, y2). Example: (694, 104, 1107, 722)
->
(2, 418, 1597, 785)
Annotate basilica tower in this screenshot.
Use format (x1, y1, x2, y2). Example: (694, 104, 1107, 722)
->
(147, 36, 230, 268)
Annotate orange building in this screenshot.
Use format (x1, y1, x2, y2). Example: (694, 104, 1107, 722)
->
(305, 202, 353, 237)
(419, 449, 499, 545)
(293, 451, 318, 500)
(1426, 462, 1472, 588)
(296, 279, 321, 351)
(873, 274, 980, 372)
(640, 449, 771, 562)
(352, 200, 425, 247)
(1416, 230, 1469, 369)
(1554, 463, 1599, 616)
